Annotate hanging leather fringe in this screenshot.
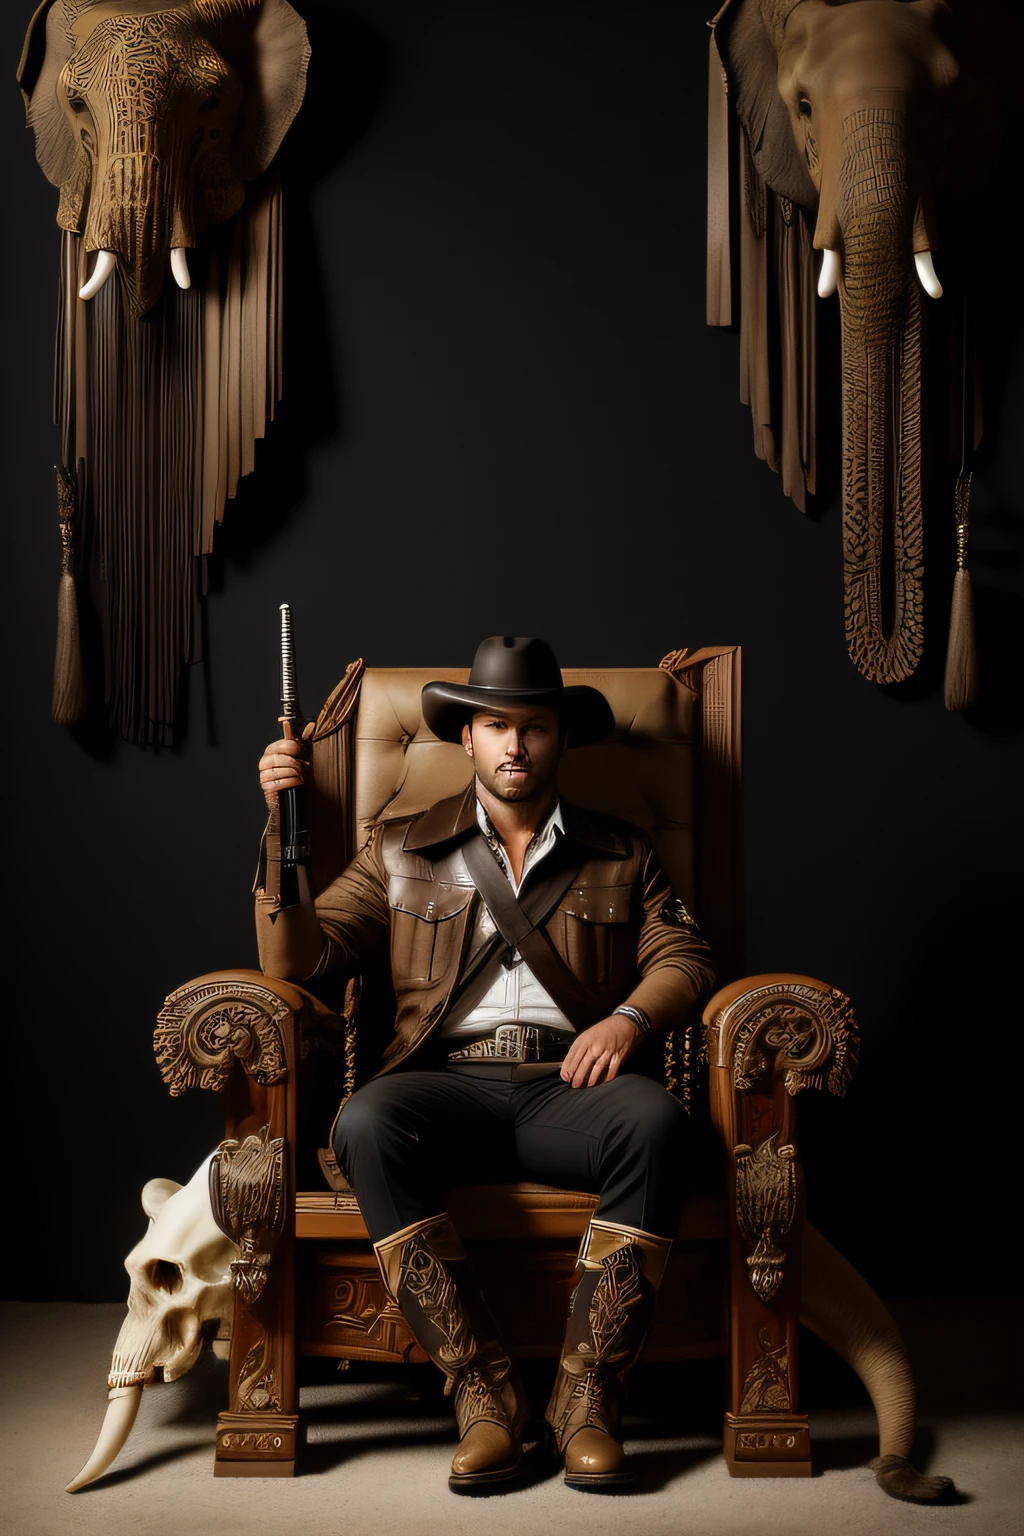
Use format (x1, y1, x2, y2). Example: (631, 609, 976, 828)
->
(736, 127, 818, 506)
(54, 180, 285, 745)
(775, 195, 816, 509)
(738, 128, 776, 471)
(53, 462, 86, 726)
(943, 471, 979, 711)
(706, 29, 732, 327)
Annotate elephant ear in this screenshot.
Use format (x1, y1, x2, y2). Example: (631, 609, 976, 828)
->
(709, 0, 819, 512)
(196, 0, 311, 181)
(17, 0, 56, 112)
(716, 0, 817, 211)
(18, 2, 78, 187)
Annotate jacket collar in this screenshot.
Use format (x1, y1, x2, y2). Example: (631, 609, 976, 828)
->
(402, 783, 478, 852)
(403, 781, 627, 859)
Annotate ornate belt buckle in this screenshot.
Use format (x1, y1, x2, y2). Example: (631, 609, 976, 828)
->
(494, 1023, 542, 1061)
(494, 1023, 522, 1059)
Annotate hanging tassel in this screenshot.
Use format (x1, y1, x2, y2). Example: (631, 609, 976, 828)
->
(943, 470, 979, 711)
(52, 463, 86, 726)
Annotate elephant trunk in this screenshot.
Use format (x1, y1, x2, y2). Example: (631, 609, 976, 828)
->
(801, 1223, 955, 1503)
(65, 1383, 143, 1494)
(835, 107, 925, 684)
(84, 124, 195, 318)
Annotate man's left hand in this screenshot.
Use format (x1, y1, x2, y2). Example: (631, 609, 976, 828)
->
(560, 1015, 641, 1089)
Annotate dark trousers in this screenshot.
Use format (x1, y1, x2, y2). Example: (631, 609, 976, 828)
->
(333, 1064, 689, 1244)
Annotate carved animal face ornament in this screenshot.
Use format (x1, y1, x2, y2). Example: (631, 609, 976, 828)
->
(19, 0, 310, 743)
(708, 0, 982, 706)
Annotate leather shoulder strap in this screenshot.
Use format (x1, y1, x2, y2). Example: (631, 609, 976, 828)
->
(460, 835, 603, 1026)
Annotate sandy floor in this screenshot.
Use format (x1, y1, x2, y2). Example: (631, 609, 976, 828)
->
(2, 1298, 1019, 1536)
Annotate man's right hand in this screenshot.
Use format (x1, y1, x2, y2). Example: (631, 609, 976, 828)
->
(259, 736, 305, 808)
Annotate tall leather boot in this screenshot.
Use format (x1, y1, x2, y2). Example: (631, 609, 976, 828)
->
(545, 1218, 672, 1489)
(374, 1213, 529, 1491)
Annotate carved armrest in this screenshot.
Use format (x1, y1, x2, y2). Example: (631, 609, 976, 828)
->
(154, 968, 340, 1097)
(703, 973, 859, 1305)
(703, 972, 859, 1108)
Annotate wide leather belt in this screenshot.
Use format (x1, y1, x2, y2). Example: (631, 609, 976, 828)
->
(446, 1022, 571, 1066)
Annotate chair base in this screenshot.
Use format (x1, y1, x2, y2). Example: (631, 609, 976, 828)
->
(214, 1412, 299, 1477)
(724, 1413, 811, 1477)
(726, 1460, 812, 1478)
(214, 1459, 296, 1478)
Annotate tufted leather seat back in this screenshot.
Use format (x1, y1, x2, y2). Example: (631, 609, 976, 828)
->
(334, 665, 697, 907)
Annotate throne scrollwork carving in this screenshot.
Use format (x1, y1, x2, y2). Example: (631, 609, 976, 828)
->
(706, 980, 859, 1098)
(155, 979, 293, 1096)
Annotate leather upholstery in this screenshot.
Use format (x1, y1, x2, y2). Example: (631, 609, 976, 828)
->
(343, 666, 696, 908)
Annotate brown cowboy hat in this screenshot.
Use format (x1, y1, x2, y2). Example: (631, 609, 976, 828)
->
(421, 636, 614, 747)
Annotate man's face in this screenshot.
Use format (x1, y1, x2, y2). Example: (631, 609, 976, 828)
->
(462, 704, 565, 804)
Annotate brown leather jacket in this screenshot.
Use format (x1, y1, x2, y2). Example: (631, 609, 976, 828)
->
(256, 784, 715, 1075)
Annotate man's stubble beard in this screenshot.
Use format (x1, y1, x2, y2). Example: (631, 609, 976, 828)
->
(476, 763, 557, 805)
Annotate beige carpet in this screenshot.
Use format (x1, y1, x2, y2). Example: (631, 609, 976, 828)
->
(2, 1299, 1019, 1536)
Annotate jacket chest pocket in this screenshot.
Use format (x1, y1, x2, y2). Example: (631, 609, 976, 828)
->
(556, 884, 635, 991)
(388, 877, 474, 987)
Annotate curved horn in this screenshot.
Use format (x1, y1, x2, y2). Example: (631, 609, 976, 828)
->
(913, 249, 942, 299)
(170, 248, 191, 291)
(79, 250, 117, 301)
(818, 248, 840, 298)
(65, 1383, 143, 1493)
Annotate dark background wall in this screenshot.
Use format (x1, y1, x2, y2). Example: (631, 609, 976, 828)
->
(3, 0, 1020, 1303)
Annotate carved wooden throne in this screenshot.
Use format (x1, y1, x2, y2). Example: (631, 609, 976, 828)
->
(154, 647, 859, 1479)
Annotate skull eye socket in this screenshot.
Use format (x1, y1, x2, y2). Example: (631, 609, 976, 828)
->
(145, 1259, 184, 1294)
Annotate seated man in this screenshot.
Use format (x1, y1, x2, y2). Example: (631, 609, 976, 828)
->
(256, 635, 715, 1492)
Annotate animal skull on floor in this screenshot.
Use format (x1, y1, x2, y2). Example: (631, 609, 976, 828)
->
(66, 1154, 237, 1493)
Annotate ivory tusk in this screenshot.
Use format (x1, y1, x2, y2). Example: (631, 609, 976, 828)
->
(817, 248, 840, 298)
(914, 249, 942, 299)
(170, 247, 191, 291)
(79, 249, 117, 301)
(65, 1383, 143, 1493)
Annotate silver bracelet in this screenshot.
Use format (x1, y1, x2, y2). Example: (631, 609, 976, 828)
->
(613, 1004, 653, 1038)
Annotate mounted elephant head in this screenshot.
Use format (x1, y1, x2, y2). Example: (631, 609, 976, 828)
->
(709, 0, 980, 691)
(65, 1154, 237, 1493)
(18, 0, 309, 745)
(21, 0, 309, 318)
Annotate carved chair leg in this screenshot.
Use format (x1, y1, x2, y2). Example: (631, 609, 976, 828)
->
(154, 972, 331, 1476)
(212, 1087, 298, 1476)
(722, 1134, 810, 1477)
(704, 977, 860, 1478)
(215, 1256, 300, 1478)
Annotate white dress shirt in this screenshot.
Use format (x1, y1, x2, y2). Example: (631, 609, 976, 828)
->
(440, 798, 575, 1038)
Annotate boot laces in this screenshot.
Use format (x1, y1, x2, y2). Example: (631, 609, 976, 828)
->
(455, 1362, 512, 1432)
(568, 1365, 617, 1432)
